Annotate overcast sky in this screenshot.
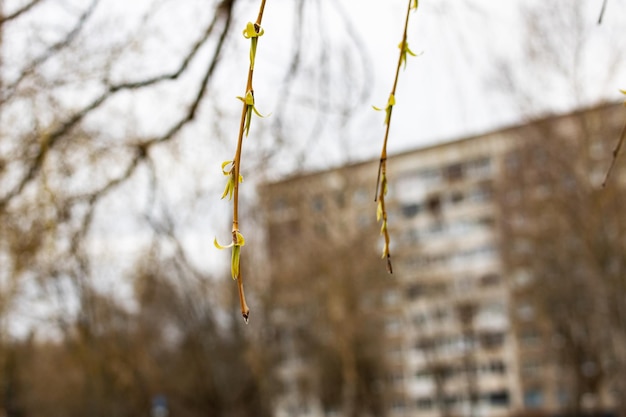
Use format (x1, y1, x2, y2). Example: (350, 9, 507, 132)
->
(30, 0, 620, 171)
(246, 0, 626, 171)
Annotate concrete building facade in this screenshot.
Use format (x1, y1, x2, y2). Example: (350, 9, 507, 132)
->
(262, 103, 623, 417)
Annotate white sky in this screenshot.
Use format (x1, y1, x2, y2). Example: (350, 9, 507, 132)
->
(6, 0, 625, 164)
(13, 0, 618, 170)
(250, 0, 626, 171)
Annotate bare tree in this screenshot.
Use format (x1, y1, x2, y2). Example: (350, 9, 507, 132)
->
(0, 0, 372, 414)
(257, 170, 397, 417)
(490, 0, 626, 119)
(489, 3, 626, 412)
(498, 104, 626, 416)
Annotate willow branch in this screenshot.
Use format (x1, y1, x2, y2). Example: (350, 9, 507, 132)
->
(374, 0, 413, 200)
(230, 0, 267, 322)
(373, 0, 416, 274)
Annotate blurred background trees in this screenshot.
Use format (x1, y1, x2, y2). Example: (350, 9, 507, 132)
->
(493, 3, 626, 412)
(498, 104, 626, 416)
(257, 175, 397, 416)
(0, 0, 380, 414)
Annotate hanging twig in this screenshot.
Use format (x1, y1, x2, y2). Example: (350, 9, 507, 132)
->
(597, 0, 608, 24)
(373, 0, 419, 274)
(215, 0, 268, 323)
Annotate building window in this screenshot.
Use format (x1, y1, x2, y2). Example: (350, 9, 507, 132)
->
(427, 221, 445, 236)
(454, 276, 473, 294)
(334, 191, 346, 208)
(524, 389, 544, 408)
(467, 156, 492, 177)
(480, 332, 505, 349)
(477, 216, 495, 228)
(391, 400, 406, 411)
(489, 360, 507, 374)
(418, 167, 442, 185)
(412, 313, 427, 326)
(415, 338, 435, 351)
(481, 301, 506, 317)
(383, 290, 400, 305)
(400, 228, 419, 244)
(450, 190, 464, 204)
(520, 329, 541, 347)
(416, 369, 431, 379)
(417, 397, 433, 410)
(428, 283, 448, 297)
(314, 222, 327, 237)
(506, 189, 523, 205)
(426, 194, 442, 214)
(444, 395, 460, 407)
(445, 163, 464, 181)
(311, 195, 325, 212)
(324, 409, 340, 417)
(557, 387, 570, 407)
(479, 273, 501, 287)
(467, 181, 493, 202)
(516, 304, 535, 321)
(522, 360, 542, 378)
(406, 284, 423, 300)
(505, 152, 520, 173)
(385, 319, 401, 334)
(388, 372, 404, 387)
(432, 307, 449, 322)
(401, 203, 421, 218)
(514, 270, 532, 287)
(272, 197, 287, 213)
(487, 390, 510, 407)
(532, 148, 548, 165)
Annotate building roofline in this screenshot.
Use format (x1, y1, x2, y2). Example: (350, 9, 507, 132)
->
(265, 101, 622, 187)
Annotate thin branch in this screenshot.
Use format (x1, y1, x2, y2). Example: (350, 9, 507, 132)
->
(146, 2, 234, 146)
(271, 0, 373, 170)
(602, 120, 626, 187)
(0, 0, 234, 209)
(1, 0, 100, 105)
(331, 0, 374, 108)
(70, 145, 146, 257)
(65, 20, 238, 271)
(598, 0, 608, 24)
(270, 0, 304, 150)
(374, 0, 413, 200)
(143, 201, 211, 284)
(0, 0, 44, 24)
(374, 0, 416, 274)
(230, 0, 268, 322)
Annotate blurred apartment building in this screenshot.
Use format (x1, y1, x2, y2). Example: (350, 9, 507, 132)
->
(261, 103, 623, 417)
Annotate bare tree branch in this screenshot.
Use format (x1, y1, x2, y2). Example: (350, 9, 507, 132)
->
(602, 119, 626, 187)
(0, 0, 235, 209)
(598, 0, 608, 24)
(1, 0, 100, 105)
(0, 0, 44, 24)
